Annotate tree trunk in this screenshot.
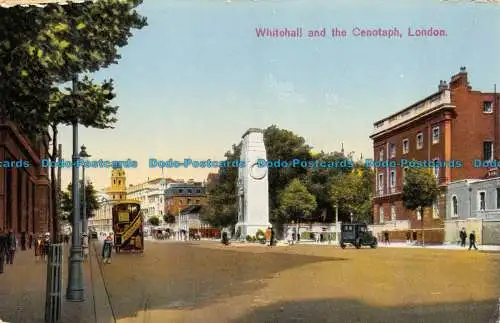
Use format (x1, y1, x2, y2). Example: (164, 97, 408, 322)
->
(421, 206, 425, 247)
(50, 124, 60, 242)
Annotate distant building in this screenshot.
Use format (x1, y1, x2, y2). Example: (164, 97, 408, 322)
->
(127, 177, 177, 225)
(105, 167, 127, 201)
(178, 204, 220, 238)
(370, 67, 500, 241)
(90, 191, 113, 234)
(165, 180, 207, 216)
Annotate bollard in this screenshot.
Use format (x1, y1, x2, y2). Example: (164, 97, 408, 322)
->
(45, 243, 63, 323)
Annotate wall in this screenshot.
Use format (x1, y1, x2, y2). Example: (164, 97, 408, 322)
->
(482, 220, 500, 245)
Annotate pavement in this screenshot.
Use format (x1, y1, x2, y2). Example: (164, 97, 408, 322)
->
(0, 242, 113, 323)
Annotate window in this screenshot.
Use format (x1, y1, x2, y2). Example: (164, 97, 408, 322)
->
(432, 126, 440, 144)
(187, 198, 191, 204)
(403, 167, 409, 184)
(389, 143, 396, 158)
(188, 189, 192, 193)
(179, 189, 184, 193)
(378, 173, 383, 189)
(416, 132, 423, 150)
(402, 139, 409, 154)
(497, 188, 500, 209)
(391, 204, 396, 221)
(379, 206, 384, 223)
(483, 101, 493, 113)
(478, 191, 486, 211)
(379, 150, 384, 161)
(433, 159, 440, 179)
(196, 189, 201, 193)
(390, 170, 396, 188)
(416, 209, 422, 220)
(118, 180, 121, 185)
(452, 195, 458, 217)
(483, 141, 493, 161)
(433, 198, 440, 219)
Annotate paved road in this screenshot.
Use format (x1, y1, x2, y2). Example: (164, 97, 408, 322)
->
(97, 240, 500, 323)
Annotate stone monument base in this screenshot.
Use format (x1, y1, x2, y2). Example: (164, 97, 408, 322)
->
(235, 223, 271, 240)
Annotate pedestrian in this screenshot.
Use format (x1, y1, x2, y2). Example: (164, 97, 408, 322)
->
(315, 232, 321, 244)
(0, 228, 7, 274)
(28, 233, 33, 249)
(412, 231, 417, 245)
(406, 231, 411, 244)
(469, 230, 478, 250)
(6, 230, 17, 264)
(43, 233, 51, 261)
(384, 231, 390, 246)
(269, 227, 275, 247)
(286, 228, 293, 245)
(20, 232, 26, 250)
(81, 233, 89, 260)
(459, 227, 467, 247)
(102, 233, 113, 264)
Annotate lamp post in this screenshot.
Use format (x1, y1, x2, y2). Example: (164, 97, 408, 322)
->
(334, 204, 339, 245)
(66, 74, 84, 302)
(79, 145, 91, 237)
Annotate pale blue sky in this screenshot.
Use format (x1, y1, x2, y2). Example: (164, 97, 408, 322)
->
(58, 0, 500, 190)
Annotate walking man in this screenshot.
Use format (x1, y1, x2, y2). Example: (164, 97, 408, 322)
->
(6, 230, 17, 264)
(81, 233, 89, 260)
(459, 227, 467, 247)
(469, 230, 478, 250)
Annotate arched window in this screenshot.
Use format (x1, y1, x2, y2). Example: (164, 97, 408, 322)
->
(118, 180, 121, 185)
(452, 195, 458, 217)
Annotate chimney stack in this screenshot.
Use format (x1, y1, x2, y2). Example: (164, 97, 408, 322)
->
(438, 80, 448, 91)
(450, 66, 469, 89)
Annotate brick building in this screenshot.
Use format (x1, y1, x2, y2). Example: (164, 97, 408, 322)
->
(370, 67, 499, 241)
(0, 122, 52, 234)
(164, 180, 207, 216)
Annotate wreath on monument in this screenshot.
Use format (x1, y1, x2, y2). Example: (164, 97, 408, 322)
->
(255, 229, 265, 242)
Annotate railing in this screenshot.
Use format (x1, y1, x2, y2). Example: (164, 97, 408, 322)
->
(45, 243, 63, 323)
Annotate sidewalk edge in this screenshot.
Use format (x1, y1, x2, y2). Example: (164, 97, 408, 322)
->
(90, 242, 115, 323)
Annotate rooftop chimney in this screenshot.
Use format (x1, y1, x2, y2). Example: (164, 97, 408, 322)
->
(438, 80, 448, 91)
(450, 66, 468, 89)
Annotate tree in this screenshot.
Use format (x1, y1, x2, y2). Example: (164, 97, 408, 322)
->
(200, 144, 241, 229)
(402, 167, 440, 246)
(330, 163, 374, 223)
(148, 216, 160, 226)
(305, 151, 353, 222)
(163, 213, 176, 224)
(61, 180, 99, 223)
(264, 125, 312, 225)
(0, 1, 147, 238)
(279, 178, 317, 225)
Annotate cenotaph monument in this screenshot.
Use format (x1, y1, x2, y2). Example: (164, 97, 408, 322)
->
(235, 128, 270, 239)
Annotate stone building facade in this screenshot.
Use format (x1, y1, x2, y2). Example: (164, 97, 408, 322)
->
(0, 122, 52, 234)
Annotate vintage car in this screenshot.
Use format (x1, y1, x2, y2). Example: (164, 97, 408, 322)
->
(340, 222, 377, 249)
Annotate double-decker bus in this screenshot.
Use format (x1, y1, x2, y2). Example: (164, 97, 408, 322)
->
(112, 200, 144, 253)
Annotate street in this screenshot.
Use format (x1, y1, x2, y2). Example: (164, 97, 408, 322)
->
(97, 240, 500, 323)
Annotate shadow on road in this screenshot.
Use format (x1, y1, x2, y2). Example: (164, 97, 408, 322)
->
(229, 298, 499, 323)
(96, 242, 346, 320)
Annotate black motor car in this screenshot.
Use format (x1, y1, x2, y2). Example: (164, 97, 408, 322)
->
(340, 222, 377, 249)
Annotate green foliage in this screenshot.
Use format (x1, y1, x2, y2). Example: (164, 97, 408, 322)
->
(255, 230, 266, 241)
(200, 144, 241, 229)
(402, 167, 439, 213)
(279, 178, 317, 223)
(61, 180, 99, 223)
(330, 164, 374, 223)
(163, 213, 176, 224)
(0, 1, 147, 135)
(246, 235, 252, 242)
(148, 216, 160, 226)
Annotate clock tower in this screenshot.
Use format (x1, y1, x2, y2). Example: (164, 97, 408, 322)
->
(235, 128, 270, 239)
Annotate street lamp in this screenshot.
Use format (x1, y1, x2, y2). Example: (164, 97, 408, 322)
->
(334, 204, 339, 245)
(66, 74, 84, 302)
(79, 145, 91, 236)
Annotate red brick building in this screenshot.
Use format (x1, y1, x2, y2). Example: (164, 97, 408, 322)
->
(0, 122, 52, 234)
(370, 67, 499, 239)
